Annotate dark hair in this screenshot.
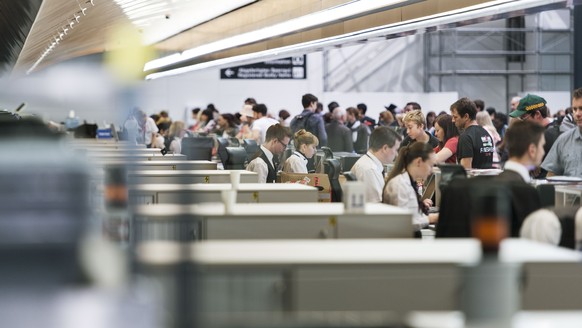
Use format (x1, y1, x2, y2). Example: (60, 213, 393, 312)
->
(369, 126, 402, 151)
(192, 107, 201, 115)
(406, 102, 421, 110)
(450, 97, 477, 121)
(252, 103, 268, 116)
(157, 121, 171, 133)
(265, 123, 292, 142)
(435, 114, 459, 149)
(533, 105, 549, 118)
(387, 142, 434, 182)
(486, 107, 496, 116)
(573, 88, 582, 100)
(426, 111, 436, 129)
(279, 109, 290, 120)
(328, 101, 339, 112)
(206, 104, 216, 111)
(504, 120, 545, 158)
(346, 107, 359, 118)
(474, 99, 485, 111)
(201, 109, 214, 121)
(385, 142, 434, 214)
(220, 113, 238, 128)
(302, 94, 318, 108)
(357, 103, 367, 114)
(244, 98, 257, 105)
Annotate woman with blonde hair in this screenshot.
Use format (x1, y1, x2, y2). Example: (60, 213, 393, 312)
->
(282, 129, 319, 173)
(383, 142, 438, 233)
(167, 120, 186, 154)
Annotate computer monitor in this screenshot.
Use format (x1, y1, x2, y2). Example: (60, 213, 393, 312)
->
(437, 164, 467, 190)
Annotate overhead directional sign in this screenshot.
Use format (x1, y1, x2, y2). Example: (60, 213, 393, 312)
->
(220, 55, 306, 79)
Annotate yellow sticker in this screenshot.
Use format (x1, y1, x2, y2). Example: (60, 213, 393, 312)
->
(328, 216, 337, 227)
(252, 191, 259, 202)
(172, 165, 176, 170)
(204, 176, 209, 183)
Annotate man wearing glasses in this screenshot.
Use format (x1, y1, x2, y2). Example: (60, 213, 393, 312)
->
(246, 124, 292, 183)
(541, 89, 582, 178)
(509, 94, 561, 178)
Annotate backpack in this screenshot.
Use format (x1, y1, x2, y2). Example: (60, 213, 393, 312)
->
(291, 111, 314, 133)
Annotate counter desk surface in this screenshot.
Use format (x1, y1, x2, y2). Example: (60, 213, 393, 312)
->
(131, 203, 415, 240)
(129, 183, 319, 204)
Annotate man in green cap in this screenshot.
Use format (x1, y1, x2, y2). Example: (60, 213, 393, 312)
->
(509, 94, 561, 178)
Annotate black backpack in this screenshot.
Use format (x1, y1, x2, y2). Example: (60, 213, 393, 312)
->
(291, 111, 314, 133)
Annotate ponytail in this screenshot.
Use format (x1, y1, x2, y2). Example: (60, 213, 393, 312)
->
(383, 141, 435, 207)
(386, 146, 410, 182)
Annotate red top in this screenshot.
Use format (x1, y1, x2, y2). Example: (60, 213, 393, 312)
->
(434, 136, 458, 164)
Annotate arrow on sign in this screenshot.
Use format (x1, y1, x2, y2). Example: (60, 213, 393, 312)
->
(224, 68, 235, 77)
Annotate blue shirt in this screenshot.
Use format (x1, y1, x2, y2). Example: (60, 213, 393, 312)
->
(541, 127, 582, 177)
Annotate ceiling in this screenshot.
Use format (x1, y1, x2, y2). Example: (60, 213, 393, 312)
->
(5, 0, 579, 78)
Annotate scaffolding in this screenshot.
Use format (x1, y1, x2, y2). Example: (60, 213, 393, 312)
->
(425, 10, 573, 111)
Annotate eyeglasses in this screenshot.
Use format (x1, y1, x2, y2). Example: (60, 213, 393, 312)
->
(278, 139, 288, 148)
(518, 113, 532, 121)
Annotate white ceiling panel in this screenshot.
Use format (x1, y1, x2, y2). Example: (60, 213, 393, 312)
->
(114, 0, 256, 44)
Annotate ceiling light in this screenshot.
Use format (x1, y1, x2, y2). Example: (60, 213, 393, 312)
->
(145, 0, 571, 80)
(27, 0, 98, 74)
(144, 0, 412, 71)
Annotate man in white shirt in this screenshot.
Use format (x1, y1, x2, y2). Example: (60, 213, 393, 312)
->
(251, 103, 278, 145)
(246, 124, 292, 183)
(130, 110, 158, 147)
(350, 126, 402, 202)
(493, 120, 545, 236)
(498, 120, 546, 183)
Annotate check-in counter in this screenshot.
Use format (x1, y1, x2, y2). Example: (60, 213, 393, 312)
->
(79, 148, 169, 155)
(131, 203, 414, 243)
(128, 169, 258, 184)
(96, 160, 217, 171)
(136, 238, 582, 328)
(554, 185, 582, 206)
(499, 239, 582, 310)
(88, 153, 187, 161)
(129, 183, 318, 205)
(135, 239, 481, 327)
(68, 141, 146, 149)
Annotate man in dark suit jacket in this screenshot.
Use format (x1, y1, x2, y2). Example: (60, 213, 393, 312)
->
(493, 120, 546, 234)
(325, 108, 353, 153)
(436, 120, 545, 238)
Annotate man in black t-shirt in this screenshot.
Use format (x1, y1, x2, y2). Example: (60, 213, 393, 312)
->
(450, 97, 494, 169)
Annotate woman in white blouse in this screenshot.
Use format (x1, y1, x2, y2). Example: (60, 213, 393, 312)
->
(282, 129, 319, 173)
(383, 141, 438, 232)
(167, 120, 186, 154)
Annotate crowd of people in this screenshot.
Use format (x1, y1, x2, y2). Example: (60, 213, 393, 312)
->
(122, 90, 582, 238)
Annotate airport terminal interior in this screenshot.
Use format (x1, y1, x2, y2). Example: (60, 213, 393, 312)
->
(2, 0, 582, 327)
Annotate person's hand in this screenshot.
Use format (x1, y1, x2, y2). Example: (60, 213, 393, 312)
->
(428, 213, 439, 224)
(423, 198, 433, 208)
